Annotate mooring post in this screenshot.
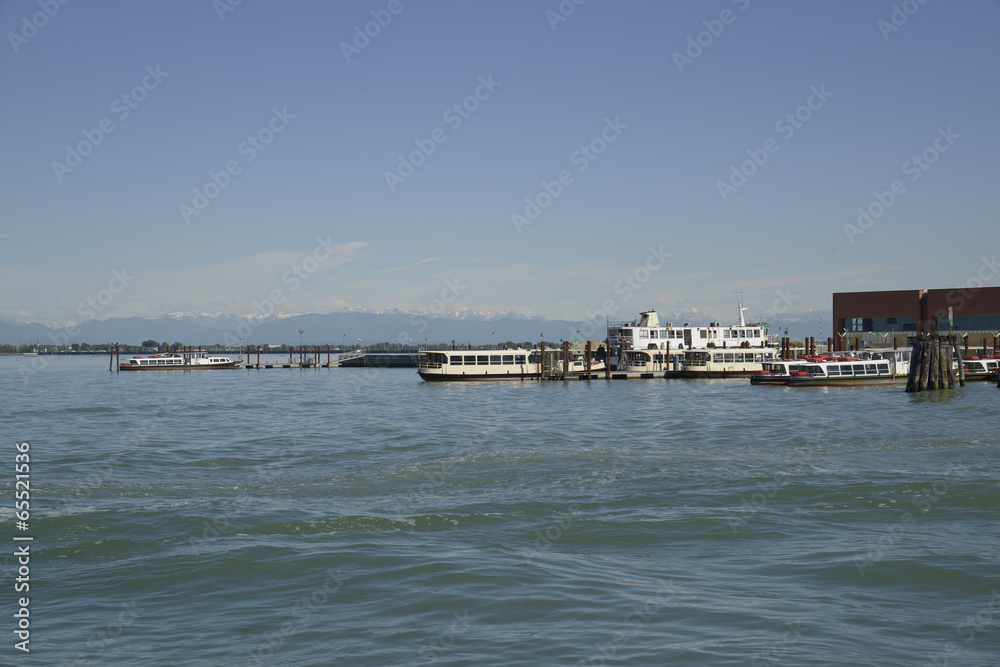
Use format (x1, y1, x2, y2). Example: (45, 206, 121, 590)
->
(562, 340, 569, 381)
(585, 340, 592, 378)
(953, 334, 965, 387)
(109, 345, 113, 372)
(605, 337, 611, 379)
(115, 343, 120, 372)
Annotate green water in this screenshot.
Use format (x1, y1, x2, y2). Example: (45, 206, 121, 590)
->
(2, 355, 998, 665)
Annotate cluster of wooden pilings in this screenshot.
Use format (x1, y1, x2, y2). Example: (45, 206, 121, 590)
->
(905, 334, 964, 392)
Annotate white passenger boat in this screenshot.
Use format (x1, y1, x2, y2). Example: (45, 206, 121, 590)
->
(608, 302, 773, 377)
(751, 349, 912, 386)
(961, 356, 1000, 381)
(783, 356, 900, 386)
(417, 349, 605, 381)
(119, 352, 242, 371)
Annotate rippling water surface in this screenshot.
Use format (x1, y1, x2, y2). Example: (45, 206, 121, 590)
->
(2, 355, 998, 665)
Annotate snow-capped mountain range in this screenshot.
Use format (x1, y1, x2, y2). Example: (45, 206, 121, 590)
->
(0, 308, 833, 346)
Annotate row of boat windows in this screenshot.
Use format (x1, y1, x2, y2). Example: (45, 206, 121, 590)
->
(449, 355, 528, 366)
(811, 363, 890, 376)
(686, 352, 777, 362)
(131, 358, 185, 366)
(619, 328, 764, 340)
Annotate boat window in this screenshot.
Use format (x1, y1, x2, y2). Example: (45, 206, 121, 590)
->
(724, 354, 734, 363)
(515, 355, 526, 364)
(490, 355, 501, 364)
(477, 355, 489, 365)
(650, 330, 658, 339)
(765, 353, 773, 360)
(722, 329, 730, 338)
(502, 355, 514, 365)
(753, 329, 760, 337)
(739, 329, 746, 338)
(699, 330, 707, 338)
(877, 363, 889, 373)
(828, 367, 840, 376)
(451, 356, 462, 366)
(464, 355, 476, 364)
(809, 366, 825, 375)
(865, 364, 878, 375)
(839, 365, 853, 375)
(713, 353, 723, 363)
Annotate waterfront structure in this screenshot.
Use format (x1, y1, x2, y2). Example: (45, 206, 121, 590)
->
(833, 287, 1000, 352)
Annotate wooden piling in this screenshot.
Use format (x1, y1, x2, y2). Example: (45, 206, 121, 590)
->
(605, 337, 611, 379)
(540, 340, 545, 381)
(115, 343, 120, 372)
(585, 340, 592, 378)
(562, 340, 569, 380)
(953, 334, 965, 387)
(109, 345, 113, 372)
(918, 336, 931, 391)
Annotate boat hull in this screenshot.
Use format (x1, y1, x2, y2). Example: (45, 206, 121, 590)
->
(119, 363, 242, 371)
(418, 371, 540, 382)
(784, 376, 904, 387)
(749, 376, 789, 385)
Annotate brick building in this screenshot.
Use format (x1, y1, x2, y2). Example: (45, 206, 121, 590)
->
(832, 287, 1000, 351)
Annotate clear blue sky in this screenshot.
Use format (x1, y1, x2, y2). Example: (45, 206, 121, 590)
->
(2, 0, 998, 325)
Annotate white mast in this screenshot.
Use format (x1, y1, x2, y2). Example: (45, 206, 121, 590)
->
(736, 292, 747, 327)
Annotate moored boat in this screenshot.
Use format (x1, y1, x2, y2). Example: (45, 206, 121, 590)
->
(784, 357, 899, 387)
(119, 352, 242, 371)
(961, 356, 1000, 381)
(609, 298, 774, 377)
(417, 348, 605, 381)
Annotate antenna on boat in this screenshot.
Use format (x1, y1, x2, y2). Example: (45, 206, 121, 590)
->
(735, 292, 747, 327)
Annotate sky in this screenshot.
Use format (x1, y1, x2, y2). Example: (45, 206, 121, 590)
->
(1, 0, 998, 326)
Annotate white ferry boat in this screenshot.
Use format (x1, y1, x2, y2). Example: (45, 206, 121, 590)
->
(962, 356, 1000, 381)
(750, 348, 913, 386)
(417, 349, 604, 381)
(608, 303, 772, 377)
(119, 352, 242, 371)
(784, 357, 898, 386)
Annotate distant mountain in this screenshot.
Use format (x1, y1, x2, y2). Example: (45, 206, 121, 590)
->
(0, 308, 833, 346)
